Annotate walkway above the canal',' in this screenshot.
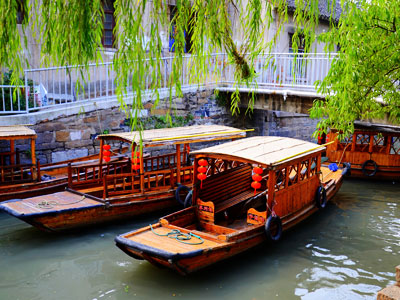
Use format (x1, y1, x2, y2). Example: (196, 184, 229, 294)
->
(377, 265, 400, 300)
(0, 53, 333, 125)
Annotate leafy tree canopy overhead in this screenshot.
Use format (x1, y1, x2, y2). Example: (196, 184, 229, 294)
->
(1, 0, 398, 137)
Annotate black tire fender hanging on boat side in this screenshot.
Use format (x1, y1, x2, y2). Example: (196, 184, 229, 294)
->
(175, 184, 191, 207)
(184, 190, 193, 208)
(361, 159, 378, 177)
(265, 215, 283, 242)
(315, 186, 327, 209)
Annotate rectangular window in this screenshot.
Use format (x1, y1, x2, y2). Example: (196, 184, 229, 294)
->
(103, 0, 115, 48)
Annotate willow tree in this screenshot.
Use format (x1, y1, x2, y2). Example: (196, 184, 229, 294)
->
(2, 0, 398, 136)
(311, 0, 400, 138)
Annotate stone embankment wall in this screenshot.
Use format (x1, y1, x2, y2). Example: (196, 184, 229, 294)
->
(0, 90, 320, 164)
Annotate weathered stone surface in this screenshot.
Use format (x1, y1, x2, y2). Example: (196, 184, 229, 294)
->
(70, 131, 82, 141)
(56, 131, 70, 142)
(36, 132, 54, 144)
(65, 140, 92, 149)
(52, 149, 88, 163)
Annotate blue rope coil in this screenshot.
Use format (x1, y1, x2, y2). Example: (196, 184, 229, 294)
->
(150, 224, 204, 245)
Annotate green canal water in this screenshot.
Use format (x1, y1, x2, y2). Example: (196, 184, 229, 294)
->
(0, 179, 399, 300)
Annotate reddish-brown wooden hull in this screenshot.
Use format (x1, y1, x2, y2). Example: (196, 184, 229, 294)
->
(3, 191, 180, 232)
(115, 169, 344, 275)
(0, 179, 67, 202)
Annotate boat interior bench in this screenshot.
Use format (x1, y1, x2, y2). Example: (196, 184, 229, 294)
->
(197, 164, 258, 223)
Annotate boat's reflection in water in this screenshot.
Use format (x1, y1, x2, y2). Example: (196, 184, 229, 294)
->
(0, 179, 398, 300)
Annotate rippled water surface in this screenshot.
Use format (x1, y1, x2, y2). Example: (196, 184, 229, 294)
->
(0, 179, 399, 300)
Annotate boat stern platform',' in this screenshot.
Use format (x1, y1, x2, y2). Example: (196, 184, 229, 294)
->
(115, 136, 348, 274)
(0, 125, 249, 232)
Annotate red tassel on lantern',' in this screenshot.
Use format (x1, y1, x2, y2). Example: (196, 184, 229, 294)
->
(197, 173, 207, 188)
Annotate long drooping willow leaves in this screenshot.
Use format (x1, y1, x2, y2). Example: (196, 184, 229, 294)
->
(2, 0, 398, 137)
(310, 0, 400, 139)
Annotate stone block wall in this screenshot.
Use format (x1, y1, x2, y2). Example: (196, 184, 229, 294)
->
(0, 90, 321, 164)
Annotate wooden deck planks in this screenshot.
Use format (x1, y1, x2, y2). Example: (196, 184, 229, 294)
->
(126, 225, 226, 253)
(2, 191, 101, 214)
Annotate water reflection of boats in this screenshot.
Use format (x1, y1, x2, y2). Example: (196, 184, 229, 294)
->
(324, 122, 400, 180)
(115, 136, 348, 275)
(0, 125, 246, 232)
(0, 125, 126, 202)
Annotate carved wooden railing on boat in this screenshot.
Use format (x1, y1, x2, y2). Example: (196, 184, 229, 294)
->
(143, 152, 189, 172)
(68, 159, 130, 189)
(0, 148, 20, 166)
(0, 162, 38, 184)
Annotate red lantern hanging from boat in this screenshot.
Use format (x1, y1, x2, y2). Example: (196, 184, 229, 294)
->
(102, 144, 111, 163)
(251, 166, 263, 195)
(131, 151, 141, 173)
(197, 158, 208, 188)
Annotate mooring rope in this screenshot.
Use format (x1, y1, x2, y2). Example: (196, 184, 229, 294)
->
(35, 195, 87, 209)
(149, 224, 204, 245)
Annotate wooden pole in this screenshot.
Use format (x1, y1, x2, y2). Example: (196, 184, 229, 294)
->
(176, 144, 181, 184)
(30, 138, 37, 180)
(140, 147, 144, 193)
(10, 140, 15, 165)
(267, 169, 275, 216)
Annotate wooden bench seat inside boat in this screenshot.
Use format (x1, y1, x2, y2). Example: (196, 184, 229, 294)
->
(197, 164, 256, 222)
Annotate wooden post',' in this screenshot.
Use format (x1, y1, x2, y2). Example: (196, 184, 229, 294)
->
(99, 138, 104, 179)
(30, 138, 37, 180)
(10, 140, 15, 165)
(176, 144, 181, 184)
(267, 169, 275, 216)
(376, 265, 400, 300)
(67, 163, 72, 188)
(140, 148, 144, 194)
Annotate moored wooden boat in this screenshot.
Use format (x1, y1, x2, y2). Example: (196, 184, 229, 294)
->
(0, 125, 247, 231)
(324, 122, 400, 180)
(115, 136, 348, 275)
(0, 125, 127, 201)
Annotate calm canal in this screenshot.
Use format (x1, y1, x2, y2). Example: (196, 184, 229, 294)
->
(0, 178, 399, 300)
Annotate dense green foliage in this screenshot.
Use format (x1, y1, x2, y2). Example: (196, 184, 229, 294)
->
(311, 0, 400, 138)
(1, 0, 399, 136)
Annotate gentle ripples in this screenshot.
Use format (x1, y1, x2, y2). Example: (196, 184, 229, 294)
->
(0, 179, 399, 299)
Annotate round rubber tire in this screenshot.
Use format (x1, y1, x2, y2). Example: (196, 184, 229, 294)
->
(265, 215, 283, 242)
(183, 190, 193, 208)
(315, 186, 327, 209)
(175, 185, 191, 206)
(361, 159, 377, 177)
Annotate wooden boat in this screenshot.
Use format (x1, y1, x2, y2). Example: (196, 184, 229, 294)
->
(0, 125, 247, 231)
(0, 125, 127, 202)
(323, 122, 400, 180)
(114, 136, 348, 275)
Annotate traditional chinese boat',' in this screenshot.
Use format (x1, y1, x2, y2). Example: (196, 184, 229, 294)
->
(0, 125, 246, 231)
(0, 125, 126, 202)
(115, 136, 348, 275)
(324, 122, 400, 180)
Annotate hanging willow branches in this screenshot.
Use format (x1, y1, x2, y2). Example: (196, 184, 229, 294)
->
(9, 0, 399, 138)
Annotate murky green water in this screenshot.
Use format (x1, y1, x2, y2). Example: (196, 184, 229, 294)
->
(0, 179, 399, 300)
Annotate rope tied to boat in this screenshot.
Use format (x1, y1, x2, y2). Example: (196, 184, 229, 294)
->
(149, 224, 204, 245)
(35, 195, 86, 209)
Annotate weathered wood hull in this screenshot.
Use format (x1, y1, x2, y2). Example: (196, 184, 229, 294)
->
(0, 189, 180, 232)
(0, 179, 68, 202)
(115, 166, 346, 275)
